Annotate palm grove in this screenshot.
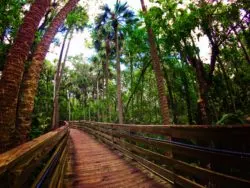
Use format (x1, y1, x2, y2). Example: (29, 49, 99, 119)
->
(0, 0, 249, 152)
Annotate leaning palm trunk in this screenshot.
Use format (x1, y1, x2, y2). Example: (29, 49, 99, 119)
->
(52, 30, 70, 129)
(140, 0, 170, 125)
(0, 0, 50, 152)
(16, 0, 80, 144)
(52, 30, 73, 129)
(115, 28, 123, 124)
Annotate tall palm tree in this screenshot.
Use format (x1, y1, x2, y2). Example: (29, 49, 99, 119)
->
(0, 0, 50, 152)
(52, 6, 88, 129)
(94, 22, 112, 122)
(98, 0, 136, 124)
(16, 0, 80, 144)
(52, 29, 71, 129)
(140, 0, 170, 125)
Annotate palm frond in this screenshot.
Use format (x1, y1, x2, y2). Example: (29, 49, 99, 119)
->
(122, 10, 135, 19)
(95, 4, 112, 29)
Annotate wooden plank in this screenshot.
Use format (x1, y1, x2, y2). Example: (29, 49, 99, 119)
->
(58, 138, 70, 188)
(74, 122, 250, 187)
(119, 140, 250, 187)
(68, 128, 171, 187)
(113, 140, 203, 188)
(48, 139, 68, 188)
(0, 126, 68, 175)
(76, 122, 250, 146)
(0, 127, 68, 187)
(82, 125, 202, 188)
(31, 133, 68, 188)
(116, 132, 250, 170)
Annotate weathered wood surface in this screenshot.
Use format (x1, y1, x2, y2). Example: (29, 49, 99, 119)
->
(71, 121, 250, 188)
(0, 126, 69, 188)
(65, 128, 171, 188)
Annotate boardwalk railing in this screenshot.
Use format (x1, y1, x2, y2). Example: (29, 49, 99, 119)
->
(0, 126, 69, 188)
(71, 121, 250, 188)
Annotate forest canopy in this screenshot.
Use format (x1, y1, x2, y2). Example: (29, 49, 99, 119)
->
(0, 0, 249, 152)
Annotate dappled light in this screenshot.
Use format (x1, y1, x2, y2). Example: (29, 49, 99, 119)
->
(0, 0, 249, 187)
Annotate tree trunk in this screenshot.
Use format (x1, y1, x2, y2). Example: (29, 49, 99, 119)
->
(115, 28, 123, 124)
(233, 28, 250, 64)
(68, 93, 71, 121)
(0, 0, 50, 152)
(125, 60, 150, 114)
(52, 30, 72, 129)
(190, 57, 209, 125)
(16, 0, 80, 144)
(97, 79, 100, 121)
(217, 57, 236, 113)
(104, 43, 111, 122)
(88, 105, 91, 121)
(0, 29, 6, 43)
(162, 65, 177, 124)
(184, 38, 209, 125)
(140, 0, 170, 125)
(182, 71, 193, 124)
(52, 30, 69, 129)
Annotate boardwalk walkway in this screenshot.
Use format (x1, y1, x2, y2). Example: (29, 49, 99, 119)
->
(65, 128, 171, 188)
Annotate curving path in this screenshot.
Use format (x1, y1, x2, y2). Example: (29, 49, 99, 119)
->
(64, 128, 170, 188)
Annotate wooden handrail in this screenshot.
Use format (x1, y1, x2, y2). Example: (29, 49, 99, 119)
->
(0, 126, 69, 187)
(71, 120, 250, 188)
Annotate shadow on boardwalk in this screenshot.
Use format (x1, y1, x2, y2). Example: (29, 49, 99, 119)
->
(64, 128, 172, 188)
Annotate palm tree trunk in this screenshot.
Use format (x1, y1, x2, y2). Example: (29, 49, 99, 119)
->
(0, 0, 50, 152)
(52, 30, 69, 129)
(104, 42, 111, 122)
(52, 30, 72, 129)
(16, 0, 80, 144)
(115, 28, 123, 124)
(96, 79, 100, 121)
(140, 0, 170, 125)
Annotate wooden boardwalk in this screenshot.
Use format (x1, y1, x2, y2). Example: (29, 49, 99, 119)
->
(64, 128, 171, 188)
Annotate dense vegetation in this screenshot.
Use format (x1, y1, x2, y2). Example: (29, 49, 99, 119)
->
(0, 0, 249, 152)
(62, 0, 250, 125)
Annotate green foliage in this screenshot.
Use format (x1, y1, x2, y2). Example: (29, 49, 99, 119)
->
(30, 0, 250, 129)
(66, 6, 88, 30)
(0, 0, 28, 70)
(30, 60, 55, 138)
(216, 112, 244, 125)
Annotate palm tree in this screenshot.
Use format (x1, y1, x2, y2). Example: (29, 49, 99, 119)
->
(15, 0, 81, 144)
(52, 6, 88, 129)
(98, 0, 136, 124)
(52, 29, 72, 129)
(0, 0, 50, 152)
(140, 0, 170, 125)
(94, 23, 112, 122)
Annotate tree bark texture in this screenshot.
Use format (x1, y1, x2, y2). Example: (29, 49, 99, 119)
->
(192, 57, 209, 125)
(115, 28, 123, 124)
(183, 38, 209, 125)
(0, 0, 50, 152)
(140, 0, 170, 125)
(105, 39, 111, 122)
(16, 0, 80, 145)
